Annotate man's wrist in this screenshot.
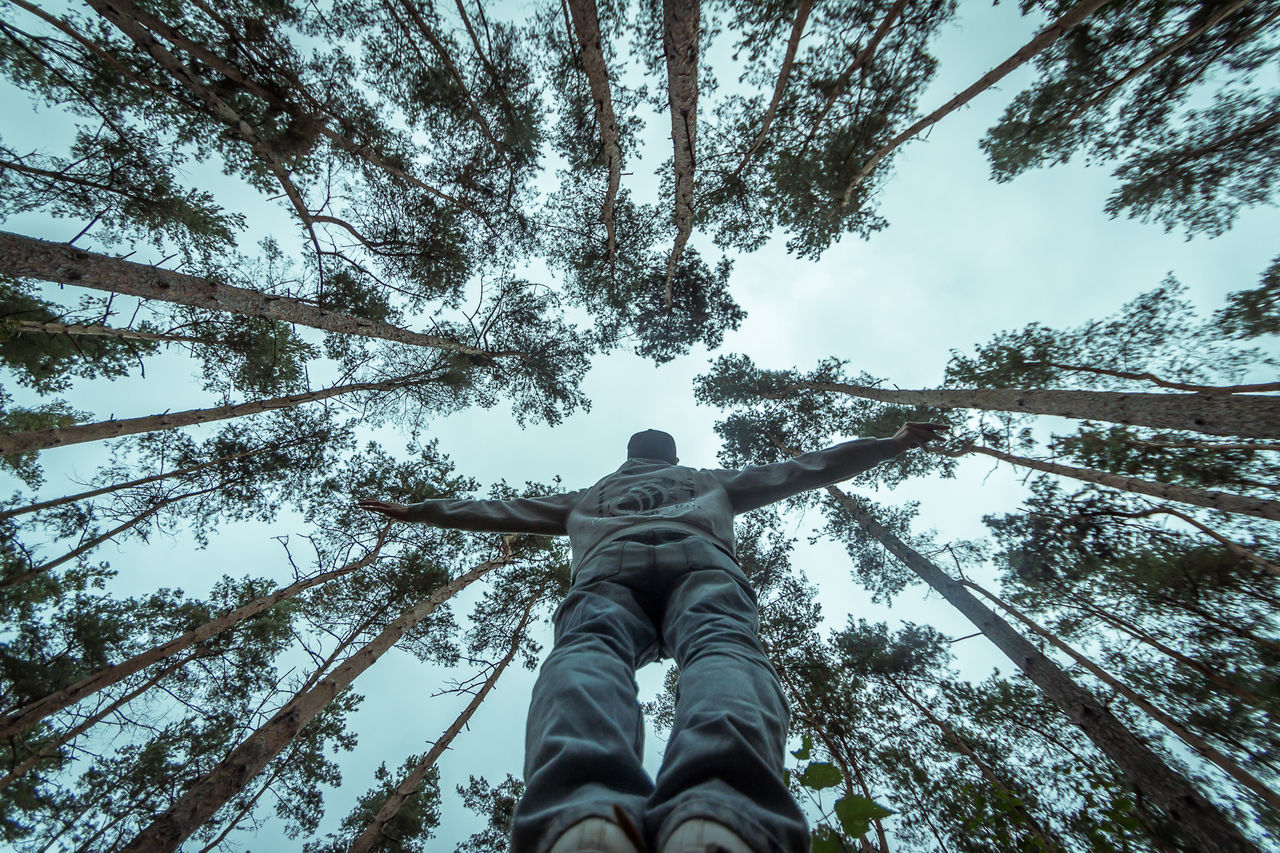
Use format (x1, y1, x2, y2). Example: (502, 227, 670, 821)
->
(880, 436, 907, 456)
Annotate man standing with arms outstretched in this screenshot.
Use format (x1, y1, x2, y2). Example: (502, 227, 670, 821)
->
(359, 422, 945, 853)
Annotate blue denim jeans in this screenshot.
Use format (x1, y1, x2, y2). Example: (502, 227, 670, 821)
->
(511, 532, 809, 852)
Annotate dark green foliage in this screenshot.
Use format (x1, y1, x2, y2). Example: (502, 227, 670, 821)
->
(1216, 254, 1280, 339)
(456, 774, 524, 853)
(1104, 91, 1280, 237)
(0, 391, 84, 487)
(542, 187, 745, 364)
(944, 275, 1271, 390)
(983, 0, 1280, 236)
(697, 0, 955, 258)
(0, 277, 154, 393)
(305, 760, 442, 853)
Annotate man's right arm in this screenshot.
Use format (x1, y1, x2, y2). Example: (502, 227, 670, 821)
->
(358, 492, 579, 535)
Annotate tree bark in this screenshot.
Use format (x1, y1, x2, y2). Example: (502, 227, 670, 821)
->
(726, 0, 814, 181)
(119, 545, 515, 853)
(566, 0, 624, 263)
(348, 584, 541, 853)
(0, 525, 392, 743)
(824, 484, 1260, 853)
(1031, 360, 1280, 394)
(964, 579, 1280, 812)
(0, 231, 498, 357)
(774, 380, 1280, 439)
(940, 444, 1280, 522)
(0, 371, 431, 457)
(662, 0, 700, 306)
(3, 319, 209, 345)
(0, 445, 270, 520)
(840, 0, 1113, 203)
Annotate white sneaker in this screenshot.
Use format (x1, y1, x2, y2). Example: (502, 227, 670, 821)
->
(548, 817, 642, 853)
(661, 819, 753, 853)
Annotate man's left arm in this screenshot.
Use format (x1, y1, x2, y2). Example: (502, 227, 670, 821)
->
(357, 490, 580, 535)
(716, 423, 947, 514)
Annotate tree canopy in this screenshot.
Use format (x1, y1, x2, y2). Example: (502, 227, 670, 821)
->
(0, 0, 1275, 848)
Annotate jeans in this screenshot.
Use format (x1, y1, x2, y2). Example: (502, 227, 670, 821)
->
(511, 532, 809, 852)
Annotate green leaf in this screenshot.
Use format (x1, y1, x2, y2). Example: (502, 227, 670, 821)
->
(835, 795, 895, 838)
(798, 761, 843, 790)
(810, 825, 846, 853)
(791, 733, 813, 761)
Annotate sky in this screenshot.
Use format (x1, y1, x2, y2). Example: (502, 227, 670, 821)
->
(2, 0, 1278, 848)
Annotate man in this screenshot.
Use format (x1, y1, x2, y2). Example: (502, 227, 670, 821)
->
(358, 422, 946, 853)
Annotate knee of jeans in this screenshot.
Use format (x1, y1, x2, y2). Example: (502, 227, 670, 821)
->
(670, 613, 768, 665)
(545, 625, 641, 670)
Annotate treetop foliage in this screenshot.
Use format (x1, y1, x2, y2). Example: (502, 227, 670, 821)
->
(0, 0, 1277, 847)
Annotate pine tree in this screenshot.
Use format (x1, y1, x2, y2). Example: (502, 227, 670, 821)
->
(982, 0, 1280, 237)
(696, 355, 1269, 850)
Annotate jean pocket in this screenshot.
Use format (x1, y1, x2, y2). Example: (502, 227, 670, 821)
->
(571, 541, 628, 587)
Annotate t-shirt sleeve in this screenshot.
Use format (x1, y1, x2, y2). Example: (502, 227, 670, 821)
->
(714, 438, 901, 514)
(402, 490, 580, 535)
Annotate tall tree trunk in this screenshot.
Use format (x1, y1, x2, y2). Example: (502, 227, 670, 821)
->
(662, 0, 700, 306)
(964, 580, 1280, 812)
(1105, 504, 1280, 579)
(726, 0, 814, 181)
(0, 371, 431, 457)
(0, 479, 224, 590)
(0, 652, 194, 793)
(1063, 591, 1271, 709)
(824, 484, 1260, 853)
(0, 231, 498, 357)
(349, 583, 542, 853)
(119, 544, 517, 853)
(884, 675, 1060, 852)
(839, 0, 1113, 203)
(0, 445, 270, 520)
(566, 0, 624, 263)
(1030, 360, 1280, 394)
(936, 444, 1280, 521)
(771, 380, 1280, 439)
(798, 0, 910, 155)
(3, 318, 210, 345)
(0, 525, 391, 742)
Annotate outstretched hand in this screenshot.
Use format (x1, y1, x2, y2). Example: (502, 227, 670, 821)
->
(356, 499, 414, 522)
(891, 422, 949, 451)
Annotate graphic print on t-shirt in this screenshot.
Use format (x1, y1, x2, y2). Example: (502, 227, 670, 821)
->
(599, 474, 697, 518)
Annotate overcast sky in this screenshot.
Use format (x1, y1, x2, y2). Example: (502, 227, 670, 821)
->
(2, 0, 1278, 847)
